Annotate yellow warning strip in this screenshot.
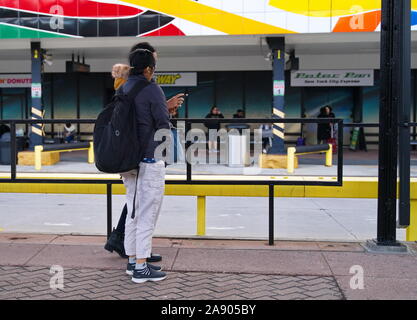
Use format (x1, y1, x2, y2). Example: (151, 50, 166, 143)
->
(1, 179, 417, 200)
(122, 0, 294, 34)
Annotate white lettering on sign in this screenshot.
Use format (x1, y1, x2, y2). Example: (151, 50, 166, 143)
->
(291, 70, 374, 87)
(49, 5, 65, 30)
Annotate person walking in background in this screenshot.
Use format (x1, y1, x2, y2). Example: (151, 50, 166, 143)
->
(317, 105, 335, 145)
(204, 106, 224, 152)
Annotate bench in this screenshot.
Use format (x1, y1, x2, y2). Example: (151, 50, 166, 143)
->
(34, 142, 94, 170)
(287, 144, 332, 174)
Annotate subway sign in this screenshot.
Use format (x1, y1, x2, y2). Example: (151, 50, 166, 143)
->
(291, 70, 374, 87)
(154, 73, 197, 87)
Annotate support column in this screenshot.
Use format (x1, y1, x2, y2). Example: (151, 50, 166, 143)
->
(267, 37, 285, 154)
(369, 0, 409, 250)
(397, 0, 411, 228)
(29, 42, 44, 149)
(259, 37, 291, 169)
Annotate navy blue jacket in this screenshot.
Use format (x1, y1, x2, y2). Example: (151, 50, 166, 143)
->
(122, 75, 171, 159)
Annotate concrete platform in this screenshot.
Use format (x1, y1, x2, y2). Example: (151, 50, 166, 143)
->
(0, 233, 416, 300)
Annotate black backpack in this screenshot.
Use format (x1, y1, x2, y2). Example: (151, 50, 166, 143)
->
(93, 80, 150, 174)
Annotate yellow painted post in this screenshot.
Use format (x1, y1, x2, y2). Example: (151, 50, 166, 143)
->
(197, 196, 206, 236)
(325, 144, 332, 167)
(34, 145, 43, 171)
(406, 199, 417, 241)
(88, 142, 95, 164)
(287, 147, 295, 173)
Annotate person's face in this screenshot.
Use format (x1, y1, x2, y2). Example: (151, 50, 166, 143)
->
(212, 108, 218, 114)
(324, 107, 330, 114)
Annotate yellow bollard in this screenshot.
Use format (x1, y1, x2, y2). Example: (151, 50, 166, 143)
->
(406, 199, 417, 241)
(287, 147, 296, 174)
(325, 144, 332, 167)
(34, 145, 43, 171)
(197, 196, 206, 236)
(88, 142, 95, 164)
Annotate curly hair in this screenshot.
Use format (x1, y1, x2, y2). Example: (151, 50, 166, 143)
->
(111, 64, 130, 80)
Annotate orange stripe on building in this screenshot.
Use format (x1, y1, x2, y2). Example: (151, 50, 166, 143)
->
(333, 10, 381, 33)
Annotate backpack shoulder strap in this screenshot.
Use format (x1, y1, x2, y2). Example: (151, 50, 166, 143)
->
(126, 79, 151, 101)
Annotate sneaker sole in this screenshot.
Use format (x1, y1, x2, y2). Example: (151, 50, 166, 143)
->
(126, 267, 163, 276)
(131, 275, 167, 283)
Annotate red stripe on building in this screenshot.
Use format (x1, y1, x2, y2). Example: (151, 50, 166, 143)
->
(142, 23, 185, 37)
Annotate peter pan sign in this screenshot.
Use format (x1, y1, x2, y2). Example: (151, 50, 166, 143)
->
(291, 70, 374, 87)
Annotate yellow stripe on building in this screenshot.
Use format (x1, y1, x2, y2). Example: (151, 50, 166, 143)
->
(31, 126, 44, 136)
(123, 0, 294, 34)
(273, 128, 284, 139)
(269, 0, 383, 17)
(31, 107, 43, 118)
(273, 109, 285, 118)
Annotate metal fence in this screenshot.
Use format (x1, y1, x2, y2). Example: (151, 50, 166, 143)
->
(0, 118, 344, 244)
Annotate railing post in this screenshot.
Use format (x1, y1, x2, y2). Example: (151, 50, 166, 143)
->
(107, 184, 112, 239)
(197, 196, 206, 236)
(325, 144, 332, 167)
(406, 199, 417, 241)
(88, 142, 94, 164)
(269, 184, 275, 245)
(10, 121, 16, 180)
(34, 145, 43, 171)
(287, 147, 295, 174)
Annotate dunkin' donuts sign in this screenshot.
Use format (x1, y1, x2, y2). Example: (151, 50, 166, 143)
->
(0, 74, 32, 88)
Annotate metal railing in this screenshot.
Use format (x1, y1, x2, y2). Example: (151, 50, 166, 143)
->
(0, 118, 344, 245)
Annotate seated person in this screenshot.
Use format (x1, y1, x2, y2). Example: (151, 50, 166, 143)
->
(64, 123, 76, 143)
(0, 124, 11, 142)
(233, 109, 245, 118)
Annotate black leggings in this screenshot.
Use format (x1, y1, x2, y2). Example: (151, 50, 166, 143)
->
(115, 204, 128, 234)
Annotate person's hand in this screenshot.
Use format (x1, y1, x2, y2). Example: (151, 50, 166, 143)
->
(167, 93, 185, 114)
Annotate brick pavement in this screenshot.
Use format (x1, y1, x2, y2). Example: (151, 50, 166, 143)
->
(1, 234, 417, 300)
(0, 266, 343, 300)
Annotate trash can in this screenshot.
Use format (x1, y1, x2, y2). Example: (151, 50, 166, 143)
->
(227, 130, 250, 167)
(0, 141, 11, 165)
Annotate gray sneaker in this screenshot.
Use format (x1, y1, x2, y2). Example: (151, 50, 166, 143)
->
(126, 263, 162, 276)
(132, 266, 167, 283)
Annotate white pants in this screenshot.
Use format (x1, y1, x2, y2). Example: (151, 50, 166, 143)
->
(121, 160, 165, 259)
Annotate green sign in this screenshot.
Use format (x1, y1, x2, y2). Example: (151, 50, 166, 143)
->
(350, 127, 360, 150)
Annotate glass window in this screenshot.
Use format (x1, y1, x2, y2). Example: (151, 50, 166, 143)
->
(187, 72, 215, 119)
(79, 73, 105, 135)
(245, 71, 272, 119)
(216, 72, 244, 118)
(52, 73, 77, 137)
